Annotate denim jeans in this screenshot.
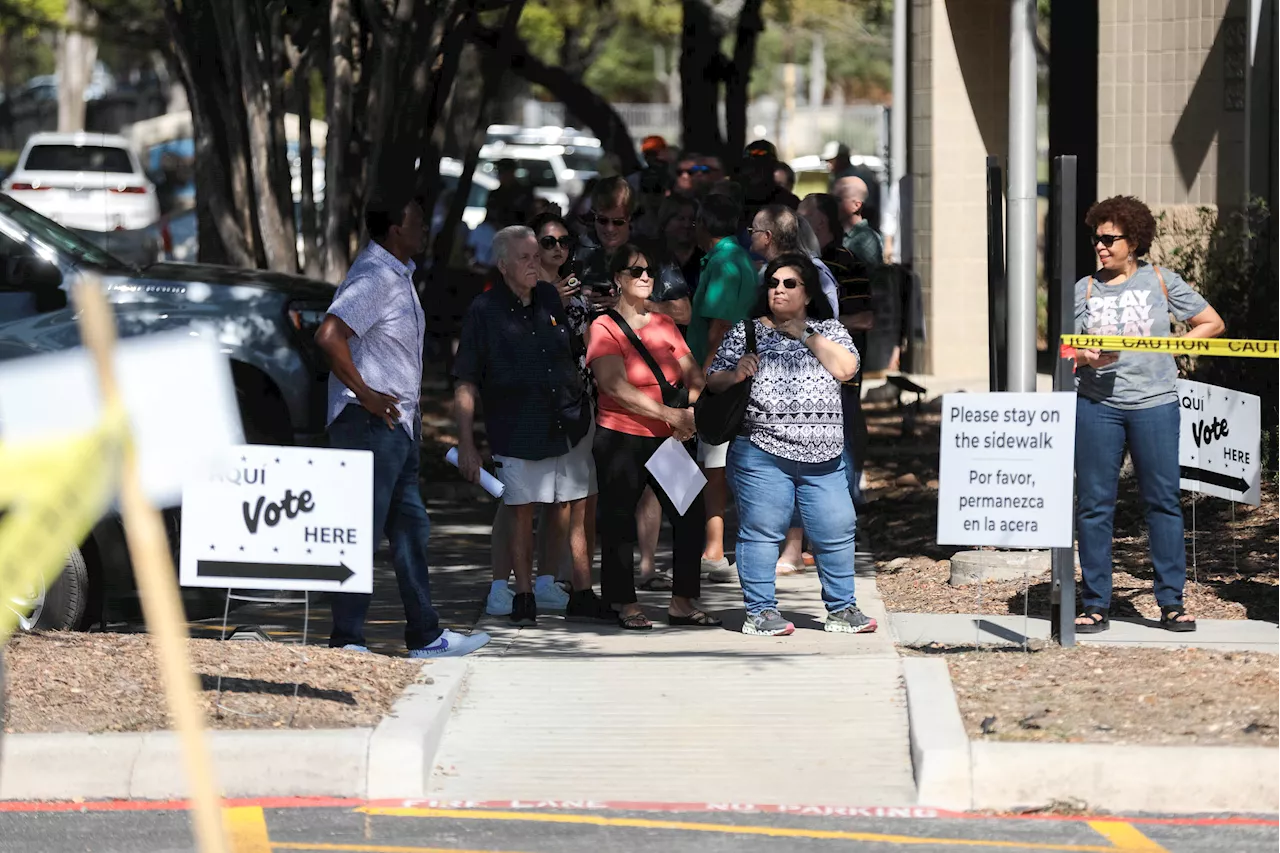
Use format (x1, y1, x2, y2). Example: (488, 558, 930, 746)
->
(327, 405, 442, 649)
(1075, 398, 1185, 610)
(726, 437, 857, 615)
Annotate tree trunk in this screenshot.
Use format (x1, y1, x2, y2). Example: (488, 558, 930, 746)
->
(679, 0, 724, 156)
(323, 0, 356, 280)
(471, 25, 641, 175)
(724, 0, 765, 159)
(57, 0, 97, 132)
(295, 57, 321, 278)
(416, 5, 476, 208)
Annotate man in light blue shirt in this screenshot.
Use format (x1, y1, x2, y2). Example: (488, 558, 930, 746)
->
(315, 194, 490, 658)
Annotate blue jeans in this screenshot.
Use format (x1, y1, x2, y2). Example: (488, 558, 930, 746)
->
(1075, 398, 1185, 610)
(841, 384, 866, 507)
(327, 405, 442, 649)
(726, 437, 857, 615)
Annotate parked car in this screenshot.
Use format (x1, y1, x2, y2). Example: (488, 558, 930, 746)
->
(439, 157, 499, 229)
(0, 191, 335, 630)
(477, 143, 572, 213)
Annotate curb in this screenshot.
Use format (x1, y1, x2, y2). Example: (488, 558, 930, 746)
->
(0, 659, 470, 801)
(901, 656, 1280, 813)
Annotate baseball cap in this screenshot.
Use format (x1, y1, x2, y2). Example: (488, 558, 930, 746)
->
(821, 141, 850, 161)
(641, 135, 667, 155)
(744, 139, 778, 160)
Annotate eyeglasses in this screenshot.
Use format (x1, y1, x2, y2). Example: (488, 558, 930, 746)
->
(766, 277, 802, 290)
(622, 265, 658, 279)
(1091, 233, 1127, 247)
(594, 216, 629, 227)
(538, 235, 573, 250)
(747, 227, 771, 236)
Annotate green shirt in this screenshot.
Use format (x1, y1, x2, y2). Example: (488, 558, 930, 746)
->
(843, 220, 883, 274)
(688, 237, 759, 365)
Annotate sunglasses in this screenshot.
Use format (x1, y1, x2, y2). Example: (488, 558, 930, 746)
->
(538, 235, 573, 250)
(622, 265, 658, 280)
(676, 166, 711, 176)
(1091, 233, 1127, 247)
(594, 216, 629, 227)
(767, 277, 802, 290)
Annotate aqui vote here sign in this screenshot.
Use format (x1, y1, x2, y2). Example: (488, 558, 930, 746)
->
(936, 392, 1077, 548)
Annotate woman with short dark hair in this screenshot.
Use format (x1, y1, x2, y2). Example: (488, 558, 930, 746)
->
(1072, 195, 1225, 634)
(707, 253, 874, 637)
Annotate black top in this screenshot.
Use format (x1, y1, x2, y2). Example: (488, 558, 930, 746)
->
(453, 280, 591, 460)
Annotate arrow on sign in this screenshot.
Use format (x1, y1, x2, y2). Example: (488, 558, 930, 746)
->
(1179, 466, 1250, 494)
(196, 560, 355, 585)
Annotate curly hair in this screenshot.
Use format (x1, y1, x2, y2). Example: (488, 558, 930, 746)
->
(1085, 195, 1157, 257)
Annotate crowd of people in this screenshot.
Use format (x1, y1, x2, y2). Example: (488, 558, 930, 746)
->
(314, 135, 890, 655)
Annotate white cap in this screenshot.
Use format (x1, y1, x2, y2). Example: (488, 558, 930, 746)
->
(821, 141, 849, 161)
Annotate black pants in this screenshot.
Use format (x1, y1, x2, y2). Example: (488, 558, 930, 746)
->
(592, 426, 704, 606)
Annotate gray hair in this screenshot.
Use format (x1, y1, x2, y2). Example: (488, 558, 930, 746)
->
(760, 204, 803, 255)
(492, 225, 535, 266)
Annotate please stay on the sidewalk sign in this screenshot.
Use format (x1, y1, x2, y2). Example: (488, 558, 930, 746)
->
(936, 392, 1077, 548)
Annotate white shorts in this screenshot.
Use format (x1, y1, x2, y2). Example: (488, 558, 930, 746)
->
(494, 430, 596, 506)
(697, 438, 730, 469)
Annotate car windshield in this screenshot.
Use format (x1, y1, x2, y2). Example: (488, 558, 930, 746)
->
(0, 193, 129, 270)
(24, 145, 135, 174)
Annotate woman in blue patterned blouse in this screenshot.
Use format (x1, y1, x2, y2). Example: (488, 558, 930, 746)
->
(707, 253, 877, 638)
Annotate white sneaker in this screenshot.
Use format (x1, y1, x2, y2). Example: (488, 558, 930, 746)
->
(485, 581, 514, 616)
(703, 557, 738, 584)
(409, 629, 491, 659)
(535, 574, 570, 610)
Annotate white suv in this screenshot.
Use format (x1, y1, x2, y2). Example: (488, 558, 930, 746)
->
(2, 132, 160, 233)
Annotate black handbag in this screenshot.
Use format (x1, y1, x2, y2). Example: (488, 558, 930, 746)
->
(694, 319, 757, 445)
(605, 310, 690, 408)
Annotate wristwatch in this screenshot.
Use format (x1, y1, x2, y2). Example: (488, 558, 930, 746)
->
(800, 325, 816, 346)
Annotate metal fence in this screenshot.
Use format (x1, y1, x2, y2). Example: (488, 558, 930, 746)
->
(517, 99, 888, 160)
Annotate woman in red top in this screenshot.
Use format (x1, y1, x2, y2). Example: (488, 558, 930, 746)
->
(587, 245, 721, 630)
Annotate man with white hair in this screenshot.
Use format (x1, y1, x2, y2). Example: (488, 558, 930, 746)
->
(834, 176, 883, 273)
(453, 226, 613, 627)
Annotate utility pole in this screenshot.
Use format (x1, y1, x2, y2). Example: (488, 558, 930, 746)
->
(1006, 0, 1038, 393)
(890, 0, 907, 189)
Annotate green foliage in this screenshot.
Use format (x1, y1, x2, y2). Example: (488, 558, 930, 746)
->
(752, 0, 891, 102)
(1155, 202, 1279, 472)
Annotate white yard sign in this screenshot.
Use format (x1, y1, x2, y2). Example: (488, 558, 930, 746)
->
(180, 445, 374, 593)
(937, 392, 1078, 548)
(1177, 379, 1262, 506)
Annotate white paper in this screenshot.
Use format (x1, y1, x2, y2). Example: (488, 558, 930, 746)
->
(0, 327, 242, 508)
(179, 445, 374, 593)
(445, 447, 506, 499)
(644, 437, 707, 516)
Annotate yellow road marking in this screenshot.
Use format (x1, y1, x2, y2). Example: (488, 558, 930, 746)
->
(274, 845, 531, 853)
(1087, 821, 1170, 852)
(356, 806, 1121, 851)
(224, 806, 273, 853)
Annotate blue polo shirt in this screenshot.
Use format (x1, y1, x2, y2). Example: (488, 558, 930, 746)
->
(453, 279, 591, 460)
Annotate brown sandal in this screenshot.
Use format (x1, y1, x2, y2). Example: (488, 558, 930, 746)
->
(618, 610, 653, 631)
(667, 608, 723, 627)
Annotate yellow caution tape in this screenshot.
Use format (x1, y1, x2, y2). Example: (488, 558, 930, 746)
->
(0, 406, 127, 641)
(1061, 335, 1279, 359)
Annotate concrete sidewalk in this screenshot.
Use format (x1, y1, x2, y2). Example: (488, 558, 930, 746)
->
(890, 611, 1279, 652)
(426, 558, 918, 807)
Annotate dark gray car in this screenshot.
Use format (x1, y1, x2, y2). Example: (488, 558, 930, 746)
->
(0, 192, 335, 629)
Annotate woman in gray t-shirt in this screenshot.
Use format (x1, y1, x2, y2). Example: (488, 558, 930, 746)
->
(1072, 195, 1224, 635)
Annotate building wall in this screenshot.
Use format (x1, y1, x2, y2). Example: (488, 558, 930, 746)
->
(909, 0, 1010, 380)
(1097, 0, 1250, 212)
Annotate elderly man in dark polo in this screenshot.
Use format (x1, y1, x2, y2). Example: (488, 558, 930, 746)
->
(453, 226, 614, 627)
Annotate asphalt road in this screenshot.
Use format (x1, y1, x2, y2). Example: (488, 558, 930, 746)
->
(0, 801, 1274, 853)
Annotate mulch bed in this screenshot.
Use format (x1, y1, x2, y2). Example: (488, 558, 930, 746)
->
(2, 633, 425, 733)
(928, 644, 1279, 746)
(859, 401, 1279, 622)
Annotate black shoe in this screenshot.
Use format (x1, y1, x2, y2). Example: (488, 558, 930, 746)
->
(511, 592, 537, 627)
(565, 588, 615, 623)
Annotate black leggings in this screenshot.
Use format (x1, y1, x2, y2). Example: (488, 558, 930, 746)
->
(592, 425, 705, 606)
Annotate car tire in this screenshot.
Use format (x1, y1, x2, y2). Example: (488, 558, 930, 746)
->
(236, 379, 292, 446)
(24, 549, 91, 631)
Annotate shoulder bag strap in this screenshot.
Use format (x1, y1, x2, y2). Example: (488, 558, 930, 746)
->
(605, 309, 680, 397)
(1154, 266, 1169, 300)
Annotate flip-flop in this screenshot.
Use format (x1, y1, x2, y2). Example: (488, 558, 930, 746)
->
(667, 608, 723, 627)
(638, 573, 674, 591)
(775, 562, 805, 576)
(618, 610, 653, 631)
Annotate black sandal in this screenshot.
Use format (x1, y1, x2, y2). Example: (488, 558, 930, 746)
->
(618, 610, 653, 631)
(1074, 606, 1109, 634)
(638, 573, 674, 591)
(1160, 605, 1197, 633)
(667, 608, 723, 627)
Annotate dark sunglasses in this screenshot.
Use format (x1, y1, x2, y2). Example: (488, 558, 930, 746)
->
(594, 216, 629, 227)
(676, 165, 711, 176)
(1091, 233, 1127, 247)
(767, 277, 802, 290)
(538, 235, 573, 250)
(621, 265, 658, 279)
